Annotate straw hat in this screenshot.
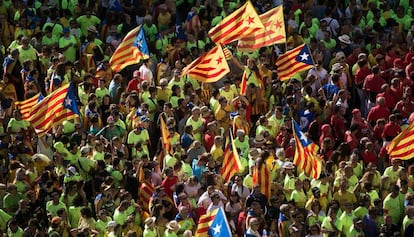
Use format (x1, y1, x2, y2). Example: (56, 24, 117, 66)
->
(166, 221, 180, 231)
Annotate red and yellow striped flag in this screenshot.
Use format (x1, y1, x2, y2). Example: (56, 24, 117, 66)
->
(196, 207, 232, 237)
(238, 5, 286, 52)
(208, 1, 264, 45)
(387, 122, 414, 160)
(15, 93, 43, 120)
(252, 161, 271, 200)
(181, 44, 230, 83)
(292, 120, 322, 179)
(110, 25, 149, 72)
(221, 131, 242, 183)
(159, 116, 173, 168)
(28, 83, 79, 135)
(222, 47, 232, 60)
(276, 44, 314, 81)
(139, 180, 154, 213)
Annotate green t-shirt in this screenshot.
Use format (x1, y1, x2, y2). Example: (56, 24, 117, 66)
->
(113, 209, 128, 226)
(127, 130, 150, 155)
(42, 35, 58, 47)
(143, 24, 158, 42)
(7, 118, 30, 133)
(3, 193, 25, 215)
(68, 206, 83, 228)
(0, 208, 11, 231)
(46, 201, 68, 217)
(59, 35, 77, 62)
(339, 212, 355, 234)
(42, 23, 63, 38)
(383, 194, 402, 225)
(186, 116, 203, 141)
(18, 46, 37, 66)
(76, 15, 101, 37)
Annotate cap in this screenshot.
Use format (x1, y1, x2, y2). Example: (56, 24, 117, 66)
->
(87, 25, 98, 34)
(67, 166, 77, 174)
(80, 146, 90, 154)
(62, 27, 70, 33)
(283, 162, 295, 169)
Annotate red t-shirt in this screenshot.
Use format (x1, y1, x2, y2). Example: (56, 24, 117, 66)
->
(382, 122, 402, 141)
(363, 74, 386, 93)
(362, 151, 377, 165)
(367, 105, 390, 124)
(126, 79, 140, 92)
(161, 176, 178, 199)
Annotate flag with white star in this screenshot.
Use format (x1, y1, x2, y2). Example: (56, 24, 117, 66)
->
(292, 120, 322, 179)
(208, 1, 264, 45)
(110, 25, 149, 72)
(195, 207, 231, 237)
(238, 5, 286, 52)
(276, 43, 314, 81)
(28, 83, 79, 136)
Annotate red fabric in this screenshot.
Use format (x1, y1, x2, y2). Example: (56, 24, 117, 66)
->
(126, 78, 140, 92)
(354, 66, 371, 86)
(344, 131, 358, 151)
(376, 91, 396, 109)
(330, 115, 346, 143)
(161, 176, 178, 199)
(203, 132, 215, 151)
(362, 151, 377, 165)
(394, 100, 414, 118)
(373, 124, 384, 143)
(367, 105, 390, 124)
(382, 122, 402, 141)
(363, 74, 386, 93)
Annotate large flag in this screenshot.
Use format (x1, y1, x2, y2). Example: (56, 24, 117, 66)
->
(15, 93, 43, 120)
(276, 44, 314, 81)
(238, 5, 286, 52)
(195, 207, 232, 237)
(28, 83, 79, 135)
(208, 1, 265, 45)
(110, 25, 149, 72)
(292, 120, 322, 179)
(221, 131, 242, 183)
(252, 160, 271, 200)
(387, 122, 414, 160)
(181, 44, 230, 83)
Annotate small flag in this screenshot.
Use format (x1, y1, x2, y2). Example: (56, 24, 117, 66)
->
(195, 207, 232, 237)
(175, 14, 187, 41)
(15, 93, 44, 120)
(292, 120, 322, 179)
(208, 1, 265, 45)
(108, 0, 123, 12)
(138, 180, 154, 213)
(28, 83, 79, 135)
(181, 44, 230, 83)
(387, 122, 414, 160)
(110, 25, 149, 72)
(238, 5, 286, 52)
(276, 44, 314, 81)
(159, 116, 173, 169)
(183, 10, 201, 33)
(221, 131, 242, 183)
(222, 47, 232, 60)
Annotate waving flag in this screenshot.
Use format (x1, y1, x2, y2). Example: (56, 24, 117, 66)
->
(181, 44, 230, 83)
(175, 14, 186, 40)
(292, 120, 322, 179)
(184, 9, 201, 33)
(238, 5, 286, 52)
(276, 44, 314, 81)
(208, 1, 264, 45)
(196, 207, 232, 237)
(110, 25, 149, 72)
(15, 93, 43, 120)
(387, 122, 414, 160)
(28, 83, 79, 135)
(221, 130, 242, 183)
(159, 116, 173, 169)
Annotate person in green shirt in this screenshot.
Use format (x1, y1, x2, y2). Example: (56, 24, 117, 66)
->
(164, 220, 180, 237)
(96, 116, 126, 142)
(76, 11, 101, 37)
(2, 184, 25, 215)
(7, 219, 24, 237)
(59, 28, 78, 62)
(7, 110, 30, 134)
(46, 192, 68, 217)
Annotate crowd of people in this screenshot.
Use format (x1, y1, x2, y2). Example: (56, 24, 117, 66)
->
(1, 0, 414, 236)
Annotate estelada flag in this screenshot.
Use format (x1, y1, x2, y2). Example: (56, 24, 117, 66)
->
(181, 44, 230, 83)
(238, 5, 286, 52)
(208, 1, 264, 45)
(276, 44, 314, 81)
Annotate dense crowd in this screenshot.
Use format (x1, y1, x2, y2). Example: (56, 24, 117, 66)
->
(1, 0, 414, 237)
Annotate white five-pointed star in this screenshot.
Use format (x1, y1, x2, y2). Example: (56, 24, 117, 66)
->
(299, 52, 309, 61)
(65, 97, 72, 106)
(300, 131, 309, 143)
(212, 224, 221, 235)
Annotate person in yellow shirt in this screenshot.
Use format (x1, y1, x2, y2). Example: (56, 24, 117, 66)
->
(215, 96, 232, 130)
(210, 135, 224, 164)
